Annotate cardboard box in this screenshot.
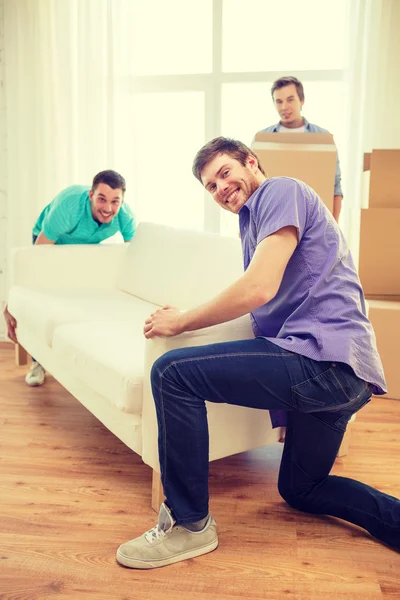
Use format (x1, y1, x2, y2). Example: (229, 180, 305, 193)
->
(251, 132, 336, 212)
(368, 300, 400, 399)
(369, 149, 400, 208)
(359, 208, 400, 296)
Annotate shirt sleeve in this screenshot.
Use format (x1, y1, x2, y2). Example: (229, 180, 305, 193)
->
(253, 178, 308, 245)
(41, 186, 85, 241)
(119, 203, 137, 241)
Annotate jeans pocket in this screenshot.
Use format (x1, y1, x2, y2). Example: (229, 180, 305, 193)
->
(292, 362, 370, 414)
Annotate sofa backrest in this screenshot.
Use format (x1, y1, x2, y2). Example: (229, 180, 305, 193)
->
(117, 222, 244, 308)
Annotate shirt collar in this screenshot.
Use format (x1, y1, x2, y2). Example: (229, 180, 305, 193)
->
(274, 116, 310, 130)
(239, 179, 269, 213)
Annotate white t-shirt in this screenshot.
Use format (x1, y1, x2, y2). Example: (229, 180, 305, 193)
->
(278, 124, 305, 133)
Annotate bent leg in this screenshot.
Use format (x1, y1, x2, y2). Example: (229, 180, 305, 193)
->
(151, 337, 400, 549)
(278, 410, 400, 550)
(150, 338, 312, 524)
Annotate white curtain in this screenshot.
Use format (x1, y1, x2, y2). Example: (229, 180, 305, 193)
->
(4, 0, 135, 251)
(342, 0, 400, 263)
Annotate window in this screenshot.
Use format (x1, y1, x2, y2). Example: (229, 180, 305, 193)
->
(132, 92, 205, 230)
(124, 0, 350, 236)
(221, 82, 273, 146)
(130, 0, 212, 76)
(222, 0, 348, 72)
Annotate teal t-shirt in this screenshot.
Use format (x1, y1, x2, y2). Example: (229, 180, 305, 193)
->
(32, 185, 136, 244)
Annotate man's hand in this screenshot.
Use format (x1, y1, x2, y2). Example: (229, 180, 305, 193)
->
(3, 304, 18, 343)
(144, 306, 184, 339)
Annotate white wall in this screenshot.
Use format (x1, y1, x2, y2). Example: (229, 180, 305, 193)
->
(0, 0, 6, 339)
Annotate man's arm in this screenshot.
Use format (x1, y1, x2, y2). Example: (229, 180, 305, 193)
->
(144, 226, 298, 338)
(34, 232, 56, 245)
(333, 195, 342, 222)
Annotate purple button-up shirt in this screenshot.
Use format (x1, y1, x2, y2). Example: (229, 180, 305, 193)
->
(239, 177, 386, 428)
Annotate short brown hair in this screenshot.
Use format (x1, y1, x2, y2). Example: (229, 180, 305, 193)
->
(192, 137, 266, 183)
(92, 170, 126, 193)
(271, 76, 304, 102)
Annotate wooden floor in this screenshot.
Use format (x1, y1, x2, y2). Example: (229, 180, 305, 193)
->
(0, 344, 399, 600)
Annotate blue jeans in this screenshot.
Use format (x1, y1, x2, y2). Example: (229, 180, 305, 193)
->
(151, 337, 400, 550)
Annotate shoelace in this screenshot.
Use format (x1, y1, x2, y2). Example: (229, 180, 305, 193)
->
(144, 524, 166, 544)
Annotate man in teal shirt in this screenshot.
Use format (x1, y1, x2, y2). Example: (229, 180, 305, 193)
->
(33, 170, 135, 244)
(4, 169, 136, 385)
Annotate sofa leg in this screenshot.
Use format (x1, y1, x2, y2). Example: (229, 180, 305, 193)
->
(151, 470, 164, 513)
(337, 415, 356, 458)
(15, 343, 28, 366)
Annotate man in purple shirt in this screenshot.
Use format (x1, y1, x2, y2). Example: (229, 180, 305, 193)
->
(116, 138, 398, 570)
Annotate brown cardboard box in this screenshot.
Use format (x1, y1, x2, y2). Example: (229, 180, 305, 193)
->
(369, 149, 400, 208)
(359, 208, 400, 297)
(368, 300, 400, 399)
(251, 132, 336, 212)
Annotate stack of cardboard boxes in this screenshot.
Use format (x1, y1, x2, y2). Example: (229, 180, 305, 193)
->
(359, 149, 400, 399)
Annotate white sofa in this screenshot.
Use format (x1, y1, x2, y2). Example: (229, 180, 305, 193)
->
(8, 222, 287, 508)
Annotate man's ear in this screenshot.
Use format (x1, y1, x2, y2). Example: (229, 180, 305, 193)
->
(89, 189, 94, 200)
(246, 154, 258, 171)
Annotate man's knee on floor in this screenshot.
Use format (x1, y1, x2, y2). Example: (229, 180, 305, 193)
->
(278, 477, 318, 513)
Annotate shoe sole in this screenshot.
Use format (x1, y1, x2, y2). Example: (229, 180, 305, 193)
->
(116, 538, 218, 569)
(25, 380, 45, 387)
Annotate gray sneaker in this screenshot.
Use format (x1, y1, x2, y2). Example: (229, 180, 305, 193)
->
(116, 502, 218, 569)
(25, 361, 46, 386)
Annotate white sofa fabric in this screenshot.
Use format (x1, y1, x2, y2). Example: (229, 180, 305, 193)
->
(8, 223, 283, 475)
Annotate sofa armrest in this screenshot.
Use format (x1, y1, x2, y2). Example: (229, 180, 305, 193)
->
(9, 243, 129, 292)
(141, 315, 254, 470)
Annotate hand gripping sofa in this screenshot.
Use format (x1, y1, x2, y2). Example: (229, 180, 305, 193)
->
(8, 222, 350, 510)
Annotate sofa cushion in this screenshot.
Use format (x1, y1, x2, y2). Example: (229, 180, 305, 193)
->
(117, 222, 244, 309)
(9, 286, 159, 348)
(52, 315, 155, 415)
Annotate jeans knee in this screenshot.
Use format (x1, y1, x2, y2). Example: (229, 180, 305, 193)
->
(150, 349, 180, 390)
(278, 478, 297, 508)
(278, 477, 315, 512)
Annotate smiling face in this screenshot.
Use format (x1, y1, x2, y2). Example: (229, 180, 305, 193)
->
(273, 83, 304, 128)
(89, 183, 124, 224)
(201, 153, 265, 214)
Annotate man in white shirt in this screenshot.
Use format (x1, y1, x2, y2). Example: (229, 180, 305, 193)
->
(259, 76, 343, 221)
